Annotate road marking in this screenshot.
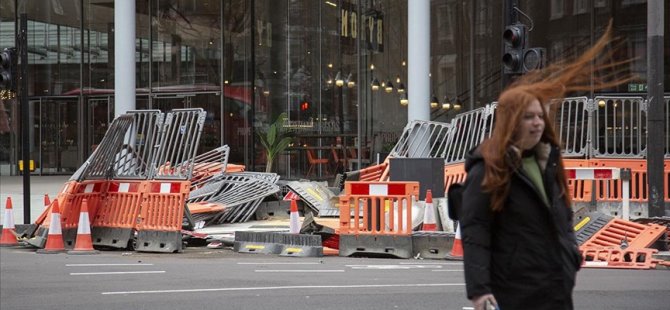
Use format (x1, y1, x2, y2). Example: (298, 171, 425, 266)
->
(254, 270, 344, 273)
(70, 271, 166, 276)
(66, 263, 154, 267)
(432, 269, 464, 272)
(346, 264, 440, 270)
(237, 262, 321, 265)
(102, 283, 465, 295)
(399, 262, 463, 265)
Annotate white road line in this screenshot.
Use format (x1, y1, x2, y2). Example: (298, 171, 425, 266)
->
(66, 263, 154, 267)
(432, 269, 464, 272)
(102, 283, 465, 295)
(237, 262, 321, 265)
(70, 271, 166, 276)
(399, 262, 463, 265)
(254, 270, 345, 273)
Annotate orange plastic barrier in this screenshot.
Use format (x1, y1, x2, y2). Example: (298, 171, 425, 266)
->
(563, 159, 591, 203)
(339, 181, 419, 235)
(138, 181, 190, 231)
(443, 162, 466, 194)
(589, 159, 648, 203)
(358, 162, 389, 182)
(91, 181, 144, 231)
(580, 218, 667, 249)
(581, 247, 660, 269)
(35, 181, 79, 227)
(187, 202, 227, 214)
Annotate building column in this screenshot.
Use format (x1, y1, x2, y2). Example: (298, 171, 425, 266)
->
(407, 0, 430, 122)
(114, 0, 136, 117)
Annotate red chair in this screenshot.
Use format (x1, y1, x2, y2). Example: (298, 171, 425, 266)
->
(306, 149, 330, 177)
(331, 146, 346, 172)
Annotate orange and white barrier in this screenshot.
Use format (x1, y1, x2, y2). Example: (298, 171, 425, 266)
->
(565, 167, 630, 220)
(339, 181, 419, 235)
(0, 197, 18, 247)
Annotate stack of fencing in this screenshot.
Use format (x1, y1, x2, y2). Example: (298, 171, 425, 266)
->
(27, 109, 206, 253)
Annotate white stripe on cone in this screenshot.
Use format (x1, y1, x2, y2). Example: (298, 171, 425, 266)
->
(77, 212, 91, 234)
(49, 213, 62, 235)
(3, 209, 15, 229)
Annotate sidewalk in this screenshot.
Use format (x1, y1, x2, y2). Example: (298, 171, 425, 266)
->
(0, 175, 71, 224)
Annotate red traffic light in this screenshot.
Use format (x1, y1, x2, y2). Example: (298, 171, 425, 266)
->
(300, 101, 310, 111)
(503, 24, 526, 48)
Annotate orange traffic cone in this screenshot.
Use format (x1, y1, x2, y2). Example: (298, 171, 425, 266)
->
(68, 199, 98, 255)
(422, 190, 437, 231)
(0, 197, 19, 247)
(289, 199, 300, 234)
(446, 223, 463, 260)
(36, 199, 65, 254)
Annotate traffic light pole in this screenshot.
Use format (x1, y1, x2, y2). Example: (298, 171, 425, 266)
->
(646, 0, 665, 217)
(19, 14, 31, 224)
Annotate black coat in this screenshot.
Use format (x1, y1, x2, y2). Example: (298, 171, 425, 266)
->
(460, 143, 582, 310)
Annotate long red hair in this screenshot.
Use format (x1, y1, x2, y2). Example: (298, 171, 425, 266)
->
(480, 21, 633, 212)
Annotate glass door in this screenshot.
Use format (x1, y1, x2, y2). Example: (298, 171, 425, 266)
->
(37, 98, 81, 174)
(87, 96, 113, 156)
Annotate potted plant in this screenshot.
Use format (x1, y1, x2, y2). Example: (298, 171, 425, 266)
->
(257, 112, 293, 173)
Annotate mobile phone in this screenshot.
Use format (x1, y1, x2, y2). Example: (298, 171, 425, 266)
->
(484, 299, 499, 310)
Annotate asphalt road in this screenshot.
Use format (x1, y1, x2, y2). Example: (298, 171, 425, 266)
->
(1, 246, 669, 310)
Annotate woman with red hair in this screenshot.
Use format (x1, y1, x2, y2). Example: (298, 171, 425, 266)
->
(461, 22, 632, 310)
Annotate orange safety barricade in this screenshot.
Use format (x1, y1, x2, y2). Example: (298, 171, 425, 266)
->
(90, 181, 144, 249)
(581, 247, 660, 269)
(589, 159, 648, 203)
(59, 180, 108, 247)
(339, 181, 419, 235)
(564, 159, 592, 203)
(580, 218, 667, 249)
(135, 181, 190, 253)
(443, 162, 466, 194)
(358, 162, 389, 182)
(35, 181, 79, 228)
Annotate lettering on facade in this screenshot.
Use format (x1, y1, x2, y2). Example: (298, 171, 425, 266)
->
(340, 3, 383, 53)
(256, 20, 272, 47)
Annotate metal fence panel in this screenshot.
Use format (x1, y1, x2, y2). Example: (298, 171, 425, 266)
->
(444, 106, 491, 163)
(389, 120, 453, 159)
(555, 97, 590, 158)
(112, 110, 164, 179)
(592, 96, 646, 158)
(151, 108, 206, 180)
(71, 114, 135, 181)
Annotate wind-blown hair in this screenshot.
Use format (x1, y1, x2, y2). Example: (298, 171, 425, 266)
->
(480, 21, 633, 212)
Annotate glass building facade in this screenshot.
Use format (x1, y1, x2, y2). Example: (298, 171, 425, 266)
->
(0, 0, 668, 179)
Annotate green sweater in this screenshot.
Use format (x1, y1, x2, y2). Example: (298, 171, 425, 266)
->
(522, 155, 549, 206)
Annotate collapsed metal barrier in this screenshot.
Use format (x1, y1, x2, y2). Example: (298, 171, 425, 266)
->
(190, 145, 231, 190)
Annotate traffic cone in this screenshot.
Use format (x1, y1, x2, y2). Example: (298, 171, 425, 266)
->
(34, 194, 52, 227)
(422, 190, 437, 231)
(446, 223, 463, 260)
(0, 197, 19, 247)
(68, 199, 98, 255)
(36, 199, 65, 254)
(289, 199, 300, 234)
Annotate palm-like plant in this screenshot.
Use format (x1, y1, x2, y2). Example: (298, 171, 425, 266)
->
(257, 112, 292, 173)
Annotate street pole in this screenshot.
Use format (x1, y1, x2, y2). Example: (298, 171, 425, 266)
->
(19, 14, 30, 224)
(646, 0, 665, 217)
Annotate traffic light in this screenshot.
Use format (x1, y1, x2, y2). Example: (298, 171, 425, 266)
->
(502, 23, 526, 74)
(0, 48, 17, 92)
(522, 47, 546, 73)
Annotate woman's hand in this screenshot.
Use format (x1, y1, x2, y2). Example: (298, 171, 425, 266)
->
(472, 294, 498, 310)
